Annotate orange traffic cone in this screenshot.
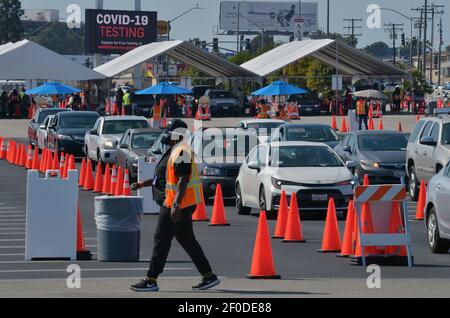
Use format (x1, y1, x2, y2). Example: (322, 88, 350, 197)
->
(340, 117, 348, 133)
(78, 159, 86, 186)
(209, 184, 230, 226)
(59, 152, 65, 176)
(25, 145, 33, 169)
(354, 203, 377, 257)
(363, 174, 370, 186)
(102, 164, 111, 194)
(14, 143, 21, 165)
(109, 166, 117, 195)
(62, 153, 69, 178)
(52, 151, 60, 171)
(378, 117, 384, 130)
(283, 194, 305, 243)
(115, 167, 124, 196)
(122, 169, 131, 196)
(247, 212, 281, 279)
(386, 202, 408, 256)
(84, 159, 95, 191)
(331, 115, 338, 130)
(272, 191, 289, 239)
(415, 180, 426, 221)
(93, 162, 103, 193)
(76, 205, 92, 260)
(0, 139, 6, 160)
(368, 117, 375, 130)
(39, 149, 46, 172)
(17, 144, 24, 166)
(318, 198, 342, 253)
(31, 146, 40, 170)
(193, 185, 209, 222)
(416, 115, 420, 123)
(67, 155, 76, 176)
(337, 200, 355, 258)
(20, 144, 27, 167)
(397, 122, 403, 132)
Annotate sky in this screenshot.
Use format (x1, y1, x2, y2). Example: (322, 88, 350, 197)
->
(21, 0, 449, 50)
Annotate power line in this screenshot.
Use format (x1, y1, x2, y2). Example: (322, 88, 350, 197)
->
(384, 23, 404, 65)
(343, 18, 363, 47)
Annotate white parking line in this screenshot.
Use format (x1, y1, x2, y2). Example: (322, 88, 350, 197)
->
(0, 216, 25, 219)
(0, 228, 25, 231)
(0, 233, 25, 235)
(0, 267, 193, 273)
(0, 253, 24, 257)
(0, 246, 25, 249)
(0, 239, 24, 242)
(0, 211, 24, 214)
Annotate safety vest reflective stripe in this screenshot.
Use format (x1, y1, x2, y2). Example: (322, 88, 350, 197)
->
(165, 143, 203, 209)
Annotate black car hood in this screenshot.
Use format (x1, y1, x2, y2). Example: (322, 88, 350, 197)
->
(58, 128, 90, 136)
(359, 150, 406, 163)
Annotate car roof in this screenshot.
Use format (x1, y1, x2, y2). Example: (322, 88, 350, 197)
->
(269, 141, 330, 147)
(39, 108, 71, 113)
(352, 130, 408, 136)
(102, 116, 147, 121)
(57, 111, 99, 117)
(280, 123, 332, 128)
(419, 115, 450, 123)
(127, 128, 162, 134)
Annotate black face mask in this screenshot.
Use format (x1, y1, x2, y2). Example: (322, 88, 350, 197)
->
(160, 133, 172, 146)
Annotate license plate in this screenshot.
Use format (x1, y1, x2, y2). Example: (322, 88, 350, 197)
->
(305, 108, 312, 112)
(311, 194, 328, 201)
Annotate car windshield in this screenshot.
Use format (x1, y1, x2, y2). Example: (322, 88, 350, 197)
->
(38, 110, 65, 123)
(131, 133, 160, 149)
(270, 146, 343, 168)
(443, 124, 450, 145)
(59, 116, 98, 129)
(358, 134, 408, 151)
(285, 126, 339, 142)
(211, 91, 234, 99)
(102, 120, 150, 135)
(193, 134, 255, 159)
(247, 123, 282, 136)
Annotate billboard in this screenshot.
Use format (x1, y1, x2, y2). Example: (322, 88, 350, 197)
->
(220, 1, 318, 34)
(85, 9, 157, 55)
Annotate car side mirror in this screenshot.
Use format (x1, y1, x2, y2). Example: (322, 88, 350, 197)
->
(39, 124, 46, 129)
(420, 136, 437, 147)
(119, 144, 128, 149)
(90, 129, 98, 136)
(346, 161, 357, 169)
(343, 146, 352, 153)
(248, 162, 260, 171)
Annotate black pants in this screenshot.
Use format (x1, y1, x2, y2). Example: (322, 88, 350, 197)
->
(147, 205, 212, 279)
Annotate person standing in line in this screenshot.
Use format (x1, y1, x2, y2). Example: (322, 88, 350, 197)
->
(356, 97, 369, 130)
(123, 89, 132, 115)
(0, 91, 8, 118)
(130, 119, 220, 292)
(116, 87, 124, 115)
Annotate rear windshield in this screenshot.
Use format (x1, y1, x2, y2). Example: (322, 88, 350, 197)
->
(270, 146, 343, 168)
(132, 133, 160, 149)
(211, 91, 234, 99)
(59, 116, 98, 129)
(286, 126, 339, 142)
(102, 120, 150, 135)
(358, 134, 408, 151)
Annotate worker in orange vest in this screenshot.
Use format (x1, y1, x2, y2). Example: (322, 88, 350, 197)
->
(356, 98, 368, 130)
(130, 120, 219, 292)
(151, 100, 163, 128)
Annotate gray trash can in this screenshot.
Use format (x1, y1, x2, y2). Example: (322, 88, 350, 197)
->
(95, 196, 143, 262)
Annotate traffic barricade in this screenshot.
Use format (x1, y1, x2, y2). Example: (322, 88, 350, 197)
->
(25, 170, 79, 261)
(352, 184, 413, 268)
(137, 157, 160, 214)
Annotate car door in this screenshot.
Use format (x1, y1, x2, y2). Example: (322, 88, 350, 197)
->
(37, 117, 48, 149)
(335, 134, 351, 159)
(46, 116, 58, 150)
(119, 132, 132, 169)
(116, 132, 128, 169)
(88, 119, 101, 159)
(240, 147, 259, 207)
(248, 145, 268, 205)
(435, 164, 450, 237)
(415, 121, 434, 181)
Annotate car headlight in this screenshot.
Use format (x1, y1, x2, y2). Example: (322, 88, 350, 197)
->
(272, 177, 283, 190)
(104, 141, 116, 149)
(360, 160, 380, 169)
(58, 135, 73, 141)
(335, 180, 354, 186)
(202, 167, 224, 176)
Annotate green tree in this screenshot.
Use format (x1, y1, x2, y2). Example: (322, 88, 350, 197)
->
(365, 41, 389, 57)
(33, 22, 84, 55)
(0, 0, 24, 44)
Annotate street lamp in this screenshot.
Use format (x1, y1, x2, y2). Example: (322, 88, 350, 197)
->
(380, 7, 414, 70)
(167, 3, 204, 41)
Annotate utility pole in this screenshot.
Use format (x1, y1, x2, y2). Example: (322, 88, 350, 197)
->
(438, 15, 443, 85)
(327, 0, 330, 36)
(343, 18, 363, 47)
(416, 11, 423, 72)
(236, 3, 240, 53)
(423, 0, 428, 81)
(93, 0, 104, 68)
(384, 23, 404, 65)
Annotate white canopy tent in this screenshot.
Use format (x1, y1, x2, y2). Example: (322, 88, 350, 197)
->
(0, 40, 105, 81)
(94, 40, 259, 79)
(241, 39, 410, 78)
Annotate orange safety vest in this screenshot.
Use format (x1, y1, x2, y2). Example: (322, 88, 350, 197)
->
(257, 104, 269, 118)
(164, 142, 203, 209)
(153, 104, 162, 120)
(356, 100, 366, 115)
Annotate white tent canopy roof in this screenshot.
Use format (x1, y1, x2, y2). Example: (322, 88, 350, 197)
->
(94, 40, 259, 79)
(0, 40, 105, 81)
(241, 39, 409, 77)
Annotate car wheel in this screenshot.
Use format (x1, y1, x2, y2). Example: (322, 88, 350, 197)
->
(236, 183, 251, 215)
(259, 186, 277, 220)
(409, 165, 420, 201)
(427, 207, 450, 254)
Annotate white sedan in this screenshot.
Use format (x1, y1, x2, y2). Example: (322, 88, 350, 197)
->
(37, 115, 55, 150)
(425, 162, 450, 254)
(235, 141, 356, 219)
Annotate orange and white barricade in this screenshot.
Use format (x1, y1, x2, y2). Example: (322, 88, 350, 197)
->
(287, 102, 300, 120)
(353, 184, 413, 268)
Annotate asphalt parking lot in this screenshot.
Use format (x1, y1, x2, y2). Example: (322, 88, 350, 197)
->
(1, 117, 450, 298)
